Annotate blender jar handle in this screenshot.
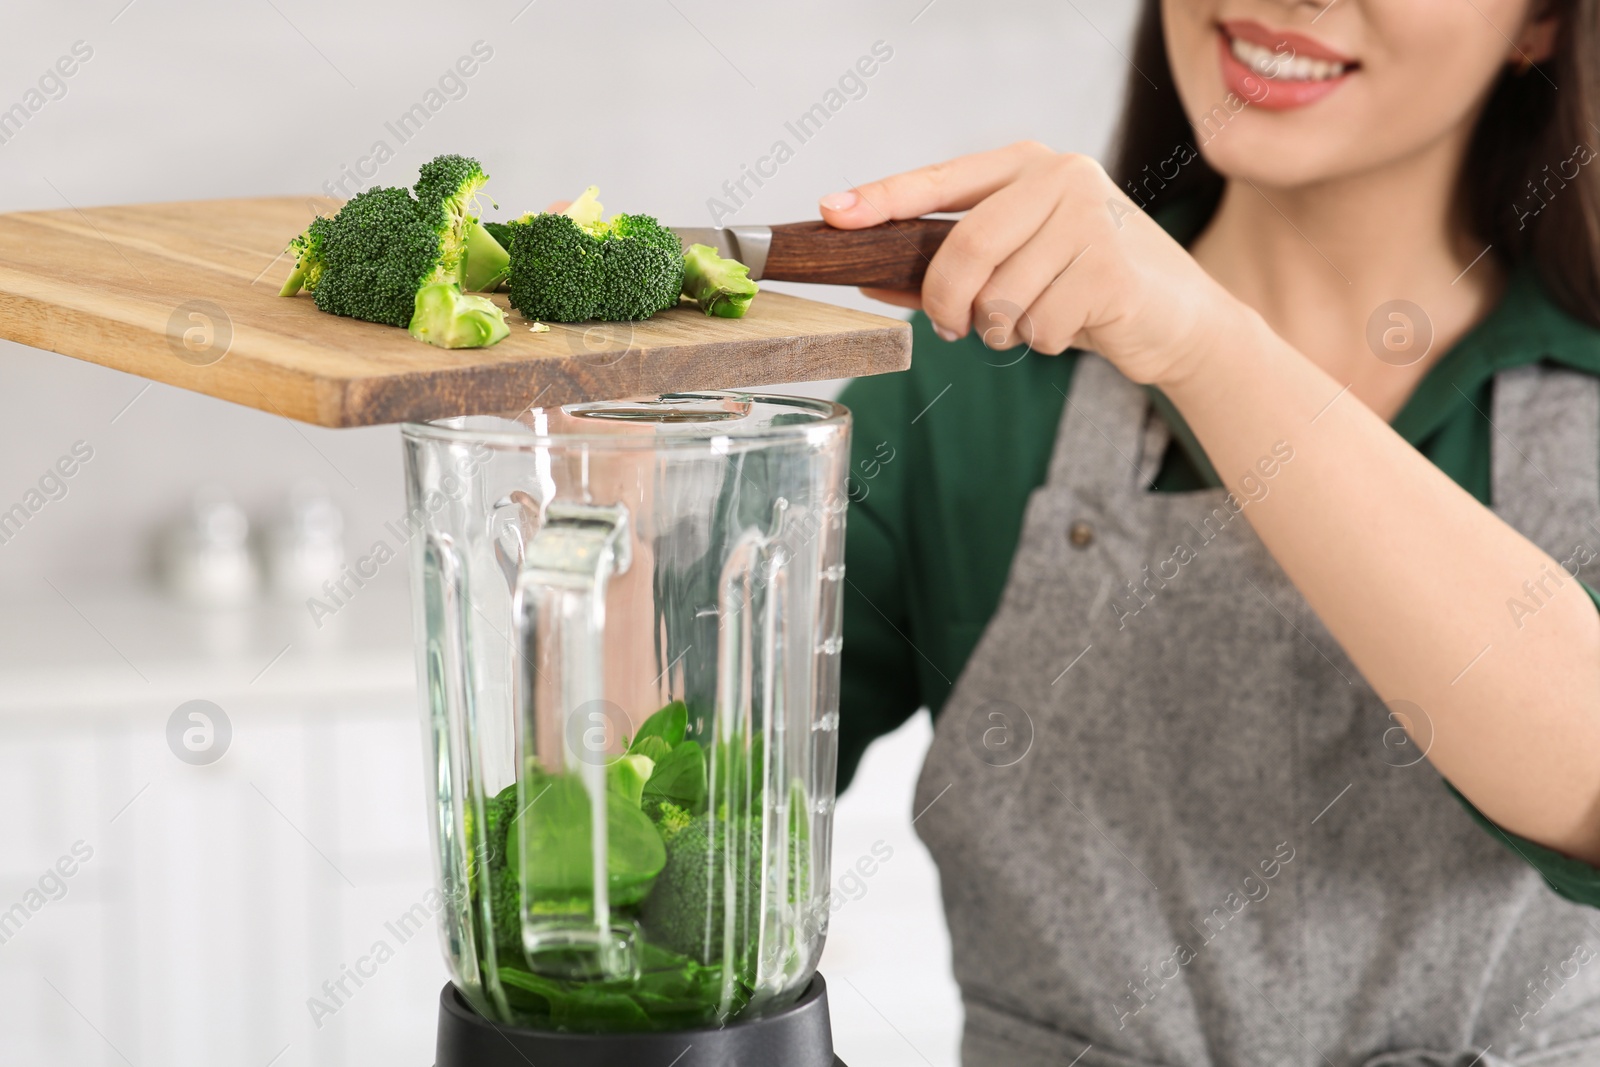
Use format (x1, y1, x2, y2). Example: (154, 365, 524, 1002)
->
(710, 502, 800, 1010)
(511, 501, 635, 979)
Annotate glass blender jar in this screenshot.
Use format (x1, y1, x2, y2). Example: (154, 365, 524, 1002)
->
(403, 392, 848, 1051)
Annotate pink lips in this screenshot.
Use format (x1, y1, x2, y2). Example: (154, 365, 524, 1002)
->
(1217, 19, 1357, 111)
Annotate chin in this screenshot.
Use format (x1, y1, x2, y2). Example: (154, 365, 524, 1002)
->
(1195, 124, 1357, 192)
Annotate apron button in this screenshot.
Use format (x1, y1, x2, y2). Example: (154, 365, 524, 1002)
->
(1068, 520, 1094, 548)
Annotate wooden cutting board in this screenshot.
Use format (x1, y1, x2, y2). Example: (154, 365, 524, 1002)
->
(0, 197, 911, 427)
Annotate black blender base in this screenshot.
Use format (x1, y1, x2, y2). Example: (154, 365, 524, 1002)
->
(435, 972, 846, 1067)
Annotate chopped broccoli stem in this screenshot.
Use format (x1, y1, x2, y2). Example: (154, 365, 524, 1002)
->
(408, 283, 511, 349)
(607, 753, 655, 809)
(462, 219, 511, 292)
(278, 219, 329, 297)
(682, 244, 758, 318)
(482, 220, 518, 253)
(564, 185, 605, 233)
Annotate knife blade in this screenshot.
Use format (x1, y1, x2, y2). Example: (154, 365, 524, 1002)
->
(672, 217, 956, 291)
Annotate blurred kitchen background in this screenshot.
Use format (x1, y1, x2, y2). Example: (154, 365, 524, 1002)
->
(0, 1, 1136, 1064)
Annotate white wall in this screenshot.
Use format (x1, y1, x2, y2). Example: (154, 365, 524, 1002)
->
(0, 0, 1136, 587)
(0, 1, 1140, 1063)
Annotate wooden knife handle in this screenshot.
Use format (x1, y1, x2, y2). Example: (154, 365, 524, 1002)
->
(760, 218, 956, 290)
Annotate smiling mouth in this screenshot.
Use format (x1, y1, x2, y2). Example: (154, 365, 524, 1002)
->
(1227, 35, 1351, 81)
(1215, 21, 1359, 109)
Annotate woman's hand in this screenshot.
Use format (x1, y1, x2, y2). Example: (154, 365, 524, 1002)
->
(819, 140, 1248, 388)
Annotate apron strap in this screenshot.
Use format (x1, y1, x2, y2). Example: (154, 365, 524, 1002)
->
(1046, 353, 1163, 493)
(1489, 363, 1600, 561)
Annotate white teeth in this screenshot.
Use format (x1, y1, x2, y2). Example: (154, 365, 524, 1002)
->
(1228, 35, 1347, 80)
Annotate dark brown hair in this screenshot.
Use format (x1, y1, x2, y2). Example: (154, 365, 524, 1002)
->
(1109, 2, 1600, 327)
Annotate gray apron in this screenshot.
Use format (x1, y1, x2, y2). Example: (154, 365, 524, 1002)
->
(912, 355, 1600, 1067)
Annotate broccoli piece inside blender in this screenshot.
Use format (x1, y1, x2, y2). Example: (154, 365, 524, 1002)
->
(638, 811, 764, 964)
(470, 700, 810, 1032)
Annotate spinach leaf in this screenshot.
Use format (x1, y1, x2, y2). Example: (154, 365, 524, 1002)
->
(629, 700, 687, 752)
(497, 966, 652, 1028)
(509, 772, 667, 907)
(628, 735, 672, 765)
(642, 740, 708, 814)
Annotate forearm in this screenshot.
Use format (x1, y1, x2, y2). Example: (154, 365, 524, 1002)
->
(1163, 308, 1600, 863)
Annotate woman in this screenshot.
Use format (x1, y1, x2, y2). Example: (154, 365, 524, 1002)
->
(828, 1, 1600, 1064)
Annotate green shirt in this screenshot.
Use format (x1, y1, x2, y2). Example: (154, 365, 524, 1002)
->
(836, 207, 1600, 907)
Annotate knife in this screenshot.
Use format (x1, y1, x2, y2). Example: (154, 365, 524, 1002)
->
(672, 218, 956, 291)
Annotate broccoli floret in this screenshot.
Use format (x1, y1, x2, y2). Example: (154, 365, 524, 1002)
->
(308, 186, 441, 327)
(281, 154, 509, 349)
(278, 217, 330, 297)
(414, 154, 510, 293)
(597, 215, 686, 321)
(682, 243, 759, 318)
(469, 783, 521, 955)
(506, 188, 686, 323)
(413, 154, 513, 297)
(610, 213, 682, 259)
(489, 861, 522, 955)
(652, 801, 693, 841)
(414, 153, 489, 216)
(507, 213, 605, 322)
(639, 815, 765, 965)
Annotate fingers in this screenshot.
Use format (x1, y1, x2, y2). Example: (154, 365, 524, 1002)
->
(1015, 277, 1097, 356)
(818, 140, 1053, 230)
(858, 287, 925, 310)
(968, 256, 1096, 359)
(545, 200, 572, 213)
(969, 201, 1096, 350)
(920, 155, 1077, 338)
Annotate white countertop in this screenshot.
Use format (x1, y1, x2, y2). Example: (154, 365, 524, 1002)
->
(0, 576, 416, 714)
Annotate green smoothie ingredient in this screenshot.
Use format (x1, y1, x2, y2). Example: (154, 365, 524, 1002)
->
(278, 154, 510, 350)
(682, 242, 760, 318)
(466, 699, 809, 1032)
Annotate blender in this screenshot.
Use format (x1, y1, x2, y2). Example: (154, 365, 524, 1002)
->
(0, 192, 921, 1066)
(404, 392, 850, 1066)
